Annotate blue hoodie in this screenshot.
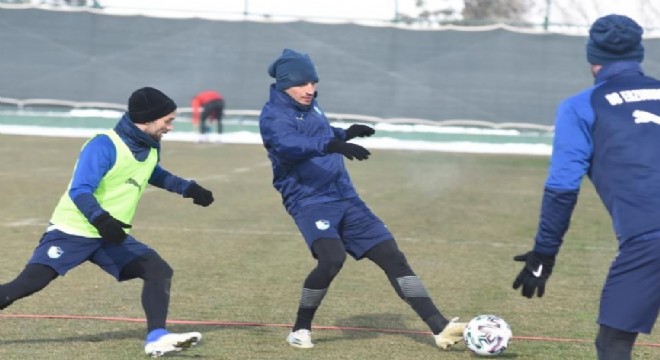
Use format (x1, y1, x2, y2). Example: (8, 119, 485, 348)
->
(259, 85, 355, 215)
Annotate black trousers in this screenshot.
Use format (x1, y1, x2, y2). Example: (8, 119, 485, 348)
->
(200, 99, 225, 134)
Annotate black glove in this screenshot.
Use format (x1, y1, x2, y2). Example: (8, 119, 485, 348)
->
(344, 124, 375, 141)
(184, 182, 214, 207)
(512, 251, 556, 298)
(326, 139, 370, 161)
(91, 213, 132, 245)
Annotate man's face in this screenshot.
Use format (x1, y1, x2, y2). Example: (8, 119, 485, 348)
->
(141, 111, 176, 141)
(285, 82, 317, 106)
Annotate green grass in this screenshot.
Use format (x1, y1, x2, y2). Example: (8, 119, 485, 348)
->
(0, 134, 658, 359)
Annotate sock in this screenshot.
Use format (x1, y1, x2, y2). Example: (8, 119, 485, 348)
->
(424, 313, 449, 335)
(145, 328, 168, 345)
(293, 307, 318, 331)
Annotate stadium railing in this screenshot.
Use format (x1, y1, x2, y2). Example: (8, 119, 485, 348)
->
(0, 97, 553, 133)
(0, 97, 554, 156)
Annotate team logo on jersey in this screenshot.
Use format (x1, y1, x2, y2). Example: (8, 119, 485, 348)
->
(315, 219, 330, 230)
(296, 114, 305, 121)
(125, 178, 142, 190)
(47, 246, 63, 259)
(632, 110, 660, 125)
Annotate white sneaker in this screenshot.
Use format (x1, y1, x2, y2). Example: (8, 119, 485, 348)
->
(286, 329, 314, 349)
(433, 317, 467, 350)
(144, 331, 202, 357)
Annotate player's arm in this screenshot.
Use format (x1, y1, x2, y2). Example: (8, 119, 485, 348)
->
(331, 126, 345, 139)
(534, 97, 594, 256)
(331, 124, 375, 141)
(149, 165, 214, 207)
(69, 134, 116, 222)
(149, 165, 191, 194)
(261, 113, 332, 162)
(513, 94, 594, 298)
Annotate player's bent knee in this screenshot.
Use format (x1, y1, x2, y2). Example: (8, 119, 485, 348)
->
(370, 244, 413, 278)
(121, 253, 173, 281)
(317, 255, 346, 278)
(146, 257, 173, 280)
(313, 238, 347, 278)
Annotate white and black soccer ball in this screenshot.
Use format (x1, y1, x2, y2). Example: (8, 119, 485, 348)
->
(463, 315, 512, 356)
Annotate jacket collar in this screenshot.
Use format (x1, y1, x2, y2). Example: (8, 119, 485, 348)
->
(114, 114, 160, 154)
(594, 61, 644, 85)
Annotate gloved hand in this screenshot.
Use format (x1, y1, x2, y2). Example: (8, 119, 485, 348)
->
(344, 124, 375, 141)
(512, 251, 556, 298)
(184, 182, 214, 207)
(326, 139, 371, 161)
(91, 213, 132, 245)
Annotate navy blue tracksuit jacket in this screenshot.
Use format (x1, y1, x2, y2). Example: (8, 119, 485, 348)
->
(259, 85, 356, 215)
(534, 61, 660, 255)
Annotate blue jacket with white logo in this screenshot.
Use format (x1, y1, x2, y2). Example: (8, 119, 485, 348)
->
(534, 61, 660, 255)
(259, 84, 356, 215)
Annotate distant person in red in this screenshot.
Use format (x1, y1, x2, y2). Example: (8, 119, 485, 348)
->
(191, 90, 224, 135)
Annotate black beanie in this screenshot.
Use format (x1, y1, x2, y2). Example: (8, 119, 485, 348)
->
(128, 87, 177, 124)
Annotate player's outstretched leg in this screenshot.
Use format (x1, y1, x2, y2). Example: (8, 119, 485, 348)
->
(0, 264, 57, 310)
(365, 239, 467, 349)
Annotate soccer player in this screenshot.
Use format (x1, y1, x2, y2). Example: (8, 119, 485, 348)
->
(512, 15, 660, 360)
(259, 48, 466, 350)
(0, 87, 215, 357)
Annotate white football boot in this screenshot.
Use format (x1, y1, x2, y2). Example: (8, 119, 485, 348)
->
(433, 317, 467, 350)
(286, 329, 314, 349)
(144, 331, 202, 357)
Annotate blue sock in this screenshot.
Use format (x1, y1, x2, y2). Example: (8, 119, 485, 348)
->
(145, 328, 169, 345)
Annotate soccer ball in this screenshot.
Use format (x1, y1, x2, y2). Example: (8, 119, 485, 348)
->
(463, 315, 512, 356)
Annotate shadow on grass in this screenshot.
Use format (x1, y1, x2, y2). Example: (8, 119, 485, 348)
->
(318, 313, 438, 347)
(0, 324, 219, 345)
(313, 313, 519, 357)
(0, 320, 520, 357)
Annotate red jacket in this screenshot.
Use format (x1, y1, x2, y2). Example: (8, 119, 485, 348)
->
(191, 90, 223, 124)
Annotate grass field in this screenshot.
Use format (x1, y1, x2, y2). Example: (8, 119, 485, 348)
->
(0, 134, 658, 360)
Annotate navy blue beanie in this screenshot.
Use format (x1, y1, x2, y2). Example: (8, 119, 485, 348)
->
(586, 14, 644, 65)
(128, 87, 177, 124)
(268, 49, 319, 90)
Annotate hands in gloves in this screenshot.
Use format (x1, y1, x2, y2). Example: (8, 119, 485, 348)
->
(92, 213, 132, 245)
(184, 182, 214, 207)
(344, 124, 375, 141)
(512, 251, 556, 298)
(326, 139, 370, 161)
